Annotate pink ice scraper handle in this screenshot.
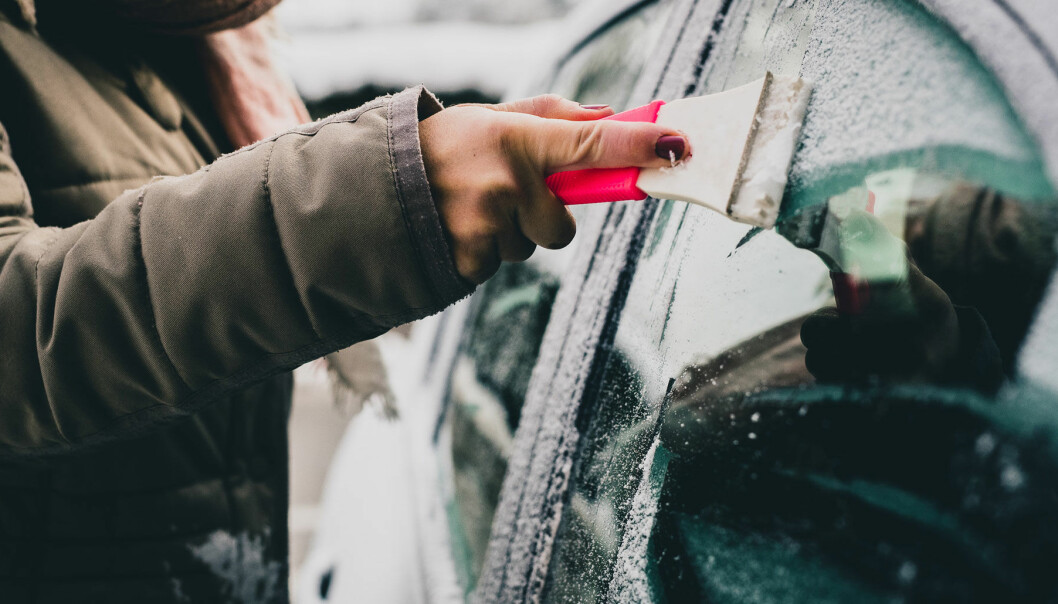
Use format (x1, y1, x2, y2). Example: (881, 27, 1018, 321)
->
(545, 100, 666, 205)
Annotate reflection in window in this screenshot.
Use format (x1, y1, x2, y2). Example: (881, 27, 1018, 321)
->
(542, 0, 1058, 601)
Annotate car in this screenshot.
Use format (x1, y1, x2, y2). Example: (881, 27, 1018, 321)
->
(298, 0, 1058, 601)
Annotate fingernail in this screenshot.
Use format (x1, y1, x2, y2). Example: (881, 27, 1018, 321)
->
(580, 104, 610, 110)
(655, 135, 687, 161)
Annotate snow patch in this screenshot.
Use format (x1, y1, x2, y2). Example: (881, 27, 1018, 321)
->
(607, 437, 670, 602)
(188, 530, 282, 604)
(794, 0, 1042, 191)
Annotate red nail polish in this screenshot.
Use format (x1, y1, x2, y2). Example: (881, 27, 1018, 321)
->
(580, 104, 610, 110)
(655, 135, 687, 161)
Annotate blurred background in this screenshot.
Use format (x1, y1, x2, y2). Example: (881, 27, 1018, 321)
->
(273, 0, 582, 117)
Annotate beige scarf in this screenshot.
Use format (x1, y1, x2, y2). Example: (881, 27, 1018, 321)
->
(197, 17, 310, 147)
(19, 0, 309, 147)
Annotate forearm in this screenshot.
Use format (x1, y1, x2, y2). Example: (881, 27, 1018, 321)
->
(0, 86, 471, 455)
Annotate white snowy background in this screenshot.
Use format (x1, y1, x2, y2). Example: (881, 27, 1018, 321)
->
(273, 0, 581, 106)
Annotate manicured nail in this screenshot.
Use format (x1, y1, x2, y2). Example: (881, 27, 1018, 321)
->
(580, 104, 610, 110)
(655, 135, 687, 161)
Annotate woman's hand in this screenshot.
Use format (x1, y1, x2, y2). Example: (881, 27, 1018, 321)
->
(419, 95, 689, 283)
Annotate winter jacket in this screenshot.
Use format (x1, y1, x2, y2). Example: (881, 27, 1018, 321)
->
(0, 5, 470, 603)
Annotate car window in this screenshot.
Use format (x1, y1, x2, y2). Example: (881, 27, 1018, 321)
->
(549, 0, 675, 110)
(440, 260, 561, 596)
(543, 0, 1058, 602)
(438, 4, 675, 596)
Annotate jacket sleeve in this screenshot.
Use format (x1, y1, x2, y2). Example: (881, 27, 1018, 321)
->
(0, 86, 472, 456)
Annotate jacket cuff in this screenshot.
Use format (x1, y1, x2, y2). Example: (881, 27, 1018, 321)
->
(387, 85, 474, 305)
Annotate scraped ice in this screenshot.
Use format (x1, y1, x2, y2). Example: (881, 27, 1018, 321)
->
(729, 75, 812, 228)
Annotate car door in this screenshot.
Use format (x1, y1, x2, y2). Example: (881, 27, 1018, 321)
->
(478, 0, 1058, 602)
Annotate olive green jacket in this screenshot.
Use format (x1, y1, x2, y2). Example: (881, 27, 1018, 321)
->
(0, 5, 469, 602)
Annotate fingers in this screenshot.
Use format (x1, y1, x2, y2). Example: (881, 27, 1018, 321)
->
(423, 96, 683, 285)
(516, 178, 577, 250)
(520, 116, 690, 173)
(497, 230, 538, 262)
(489, 94, 614, 121)
(455, 241, 501, 284)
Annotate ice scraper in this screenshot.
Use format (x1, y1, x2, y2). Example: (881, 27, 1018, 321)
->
(546, 72, 812, 229)
(547, 73, 910, 316)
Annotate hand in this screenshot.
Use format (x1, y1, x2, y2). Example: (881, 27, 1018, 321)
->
(419, 95, 689, 283)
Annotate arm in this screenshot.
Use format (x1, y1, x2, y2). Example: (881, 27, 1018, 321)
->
(0, 87, 466, 455)
(0, 89, 687, 456)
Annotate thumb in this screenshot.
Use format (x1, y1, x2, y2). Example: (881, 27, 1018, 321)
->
(523, 118, 690, 173)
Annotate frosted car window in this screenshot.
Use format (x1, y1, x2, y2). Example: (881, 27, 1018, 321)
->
(549, 0, 673, 108)
(542, 0, 1058, 602)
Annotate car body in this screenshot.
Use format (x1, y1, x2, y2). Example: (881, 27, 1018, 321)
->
(299, 0, 1058, 601)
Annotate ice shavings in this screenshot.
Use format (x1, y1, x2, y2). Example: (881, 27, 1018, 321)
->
(607, 437, 671, 602)
(730, 74, 812, 228)
(658, 158, 689, 175)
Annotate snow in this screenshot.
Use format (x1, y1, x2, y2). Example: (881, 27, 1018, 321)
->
(187, 530, 283, 604)
(273, 0, 659, 102)
(293, 319, 467, 604)
(274, 0, 576, 30)
(730, 74, 812, 228)
(476, 204, 651, 601)
(998, 0, 1058, 57)
(918, 0, 1058, 188)
(607, 437, 669, 602)
(793, 0, 1048, 199)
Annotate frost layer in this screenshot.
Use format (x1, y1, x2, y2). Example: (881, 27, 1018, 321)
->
(730, 75, 812, 228)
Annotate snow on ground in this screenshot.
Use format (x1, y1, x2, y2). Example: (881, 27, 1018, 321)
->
(273, 20, 562, 101)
